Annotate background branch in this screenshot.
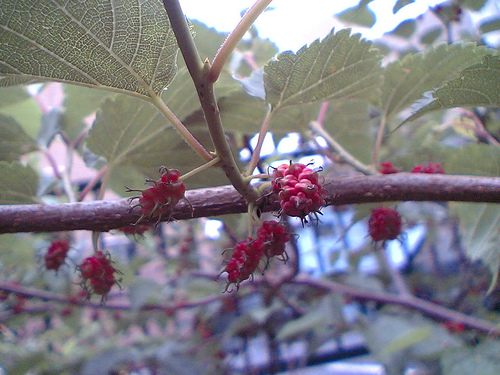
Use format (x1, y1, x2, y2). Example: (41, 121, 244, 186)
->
(0, 174, 499, 233)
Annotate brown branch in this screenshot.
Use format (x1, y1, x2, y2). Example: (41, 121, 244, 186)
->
(290, 278, 500, 335)
(0, 173, 499, 233)
(0, 282, 225, 312)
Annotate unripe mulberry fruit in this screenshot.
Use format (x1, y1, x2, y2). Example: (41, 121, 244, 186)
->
(272, 162, 325, 221)
(127, 167, 187, 224)
(368, 207, 402, 241)
(379, 161, 400, 174)
(257, 220, 290, 259)
(411, 162, 444, 174)
(223, 238, 265, 290)
(44, 239, 70, 271)
(78, 251, 119, 299)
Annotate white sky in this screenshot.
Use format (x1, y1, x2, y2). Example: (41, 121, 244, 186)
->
(179, 0, 444, 51)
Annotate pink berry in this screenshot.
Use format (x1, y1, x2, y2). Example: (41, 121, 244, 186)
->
(368, 207, 402, 241)
(411, 162, 444, 174)
(379, 161, 400, 174)
(272, 163, 325, 221)
(128, 168, 187, 223)
(78, 251, 119, 298)
(257, 221, 290, 258)
(44, 239, 70, 271)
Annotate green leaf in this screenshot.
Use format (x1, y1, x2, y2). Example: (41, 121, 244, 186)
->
(0, 0, 178, 98)
(381, 327, 431, 356)
(441, 340, 500, 375)
(323, 99, 374, 163)
(404, 54, 500, 124)
(451, 202, 500, 280)
(218, 91, 321, 136)
(63, 84, 115, 140)
(163, 67, 241, 122)
(0, 96, 43, 139)
(393, 0, 415, 14)
(87, 96, 225, 188)
(0, 233, 36, 272)
(264, 29, 382, 109)
(0, 87, 30, 109)
(420, 27, 443, 45)
(5, 351, 45, 375)
(389, 19, 416, 38)
(128, 277, 161, 311)
(337, 5, 376, 28)
(0, 161, 39, 204)
(480, 18, 500, 34)
(0, 115, 38, 161)
(381, 43, 492, 120)
(445, 144, 500, 177)
(88, 96, 193, 169)
(276, 296, 342, 341)
(461, 0, 488, 11)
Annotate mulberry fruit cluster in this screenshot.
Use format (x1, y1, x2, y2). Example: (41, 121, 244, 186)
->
(379, 161, 400, 174)
(128, 167, 186, 224)
(368, 207, 402, 242)
(78, 251, 119, 298)
(272, 162, 325, 221)
(222, 221, 290, 290)
(411, 162, 444, 174)
(44, 239, 70, 271)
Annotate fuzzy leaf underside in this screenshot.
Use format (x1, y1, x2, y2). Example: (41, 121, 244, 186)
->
(0, 0, 178, 98)
(88, 96, 192, 170)
(0, 161, 39, 204)
(87, 96, 224, 188)
(264, 29, 382, 109)
(381, 44, 492, 120)
(403, 54, 500, 124)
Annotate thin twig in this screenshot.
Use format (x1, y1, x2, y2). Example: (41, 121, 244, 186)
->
(245, 105, 274, 176)
(309, 120, 377, 175)
(209, 0, 274, 83)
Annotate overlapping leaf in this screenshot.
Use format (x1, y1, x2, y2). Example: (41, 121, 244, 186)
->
(63, 85, 115, 140)
(0, 161, 39, 204)
(0, 87, 30, 108)
(0, 0, 178, 98)
(404, 54, 499, 124)
(381, 43, 492, 120)
(88, 96, 199, 170)
(0, 115, 38, 161)
(264, 29, 382, 110)
(87, 95, 227, 189)
(451, 202, 500, 284)
(393, 0, 415, 14)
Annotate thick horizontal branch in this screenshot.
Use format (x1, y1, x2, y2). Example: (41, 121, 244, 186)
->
(0, 173, 499, 233)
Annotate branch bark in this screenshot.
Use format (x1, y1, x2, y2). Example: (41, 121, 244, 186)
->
(0, 173, 499, 233)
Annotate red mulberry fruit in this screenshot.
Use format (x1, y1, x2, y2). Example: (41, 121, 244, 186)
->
(44, 239, 70, 271)
(272, 162, 325, 222)
(368, 207, 402, 242)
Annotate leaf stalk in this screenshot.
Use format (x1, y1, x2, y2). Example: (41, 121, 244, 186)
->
(209, 0, 274, 83)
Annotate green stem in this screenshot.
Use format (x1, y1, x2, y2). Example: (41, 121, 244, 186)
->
(372, 112, 388, 168)
(198, 62, 260, 202)
(179, 157, 221, 182)
(162, 0, 259, 204)
(245, 105, 273, 176)
(309, 121, 376, 175)
(209, 0, 274, 83)
(150, 95, 213, 162)
(162, 0, 202, 81)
